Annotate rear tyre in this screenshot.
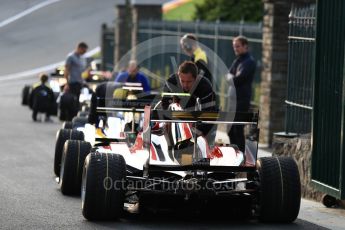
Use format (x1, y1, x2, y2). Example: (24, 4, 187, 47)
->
(21, 85, 31, 105)
(62, 121, 73, 129)
(59, 140, 91, 195)
(72, 116, 88, 129)
(54, 129, 84, 177)
(257, 156, 301, 223)
(82, 152, 126, 220)
(77, 111, 89, 118)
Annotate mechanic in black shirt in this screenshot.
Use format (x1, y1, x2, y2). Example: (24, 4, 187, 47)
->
(180, 34, 212, 85)
(162, 61, 217, 138)
(227, 36, 256, 152)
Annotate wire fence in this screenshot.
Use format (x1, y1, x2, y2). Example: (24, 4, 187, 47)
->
(285, 4, 316, 134)
(136, 20, 263, 109)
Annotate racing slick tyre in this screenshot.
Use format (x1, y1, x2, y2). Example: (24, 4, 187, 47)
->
(54, 129, 84, 177)
(82, 152, 126, 220)
(62, 121, 73, 129)
(257, 156, 301, 223)
(21, 85, 31, 105)
(77, 111, 89, 118)
(59, 140, 91, 195)
(72, 116, 88, 129)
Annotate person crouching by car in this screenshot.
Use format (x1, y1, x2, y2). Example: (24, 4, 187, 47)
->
(114, 60, 151, 92)
(30, 73, 55, 122)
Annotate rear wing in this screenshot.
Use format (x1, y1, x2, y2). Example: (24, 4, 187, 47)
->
(92, 98, 159, 142)
(150, 110, 258, 125)
(142, 106, 259, 172)
(96, 98, 157, 113)
(88, 82, 160, 125)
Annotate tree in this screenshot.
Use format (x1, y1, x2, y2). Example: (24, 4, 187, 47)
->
(193, 0, 263, 22)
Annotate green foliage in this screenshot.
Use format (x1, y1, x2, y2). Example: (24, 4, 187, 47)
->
(193, 0, 263, 22)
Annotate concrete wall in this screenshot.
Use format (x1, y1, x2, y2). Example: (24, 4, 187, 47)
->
(260, 0, 291, 146)
(114, 2, 162, 67)
(131, 5, 162, 60)
(114, 4, 132, 68)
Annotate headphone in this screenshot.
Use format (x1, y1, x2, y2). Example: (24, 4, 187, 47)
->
(181, 34, 197, 52)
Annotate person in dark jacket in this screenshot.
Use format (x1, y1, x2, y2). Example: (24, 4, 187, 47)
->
(180, 34, 212, 85)
(88, 81, 108, 126)
(30, 73, 55, 122)
(227, 36, 256, 152)
(162, 61, 217, 138)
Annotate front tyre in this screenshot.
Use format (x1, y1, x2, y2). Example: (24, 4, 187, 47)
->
(54, 129, 84, 176)
(59, 140, 91, 195)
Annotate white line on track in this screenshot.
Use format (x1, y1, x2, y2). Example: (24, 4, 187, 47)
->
(0, 0, 61, 28)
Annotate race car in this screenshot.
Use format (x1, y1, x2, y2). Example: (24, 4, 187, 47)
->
(54, 82, 145, 175)
(54, 82, 158, 195)
(79, 103, 301, 222)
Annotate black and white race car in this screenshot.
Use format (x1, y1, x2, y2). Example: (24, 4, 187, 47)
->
(54, 83, 157, 195)
(79, 101, 301, 223)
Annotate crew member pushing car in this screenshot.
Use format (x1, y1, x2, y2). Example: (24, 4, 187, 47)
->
(162, 61, 217, 139)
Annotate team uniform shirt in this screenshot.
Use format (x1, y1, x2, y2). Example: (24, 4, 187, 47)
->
(191, 47, 212, 84)
(162, 73, 217, 111)
(162, 73, 217, 136)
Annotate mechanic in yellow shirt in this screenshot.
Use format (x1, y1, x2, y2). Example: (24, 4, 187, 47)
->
(180, 33, 213, 85)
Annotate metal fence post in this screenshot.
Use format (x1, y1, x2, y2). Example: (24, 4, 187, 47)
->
(148, 19, 152, 74)
(239, 17, 244, 35)
(285, 4, 315, 135)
